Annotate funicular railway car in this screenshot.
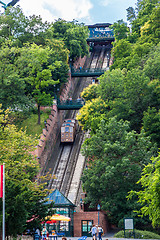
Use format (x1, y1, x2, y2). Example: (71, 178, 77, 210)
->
(61, 119, 77, 143)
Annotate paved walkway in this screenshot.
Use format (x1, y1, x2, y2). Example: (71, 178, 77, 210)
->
(67, 237, 157, 240)
(19, 235, 158, 240)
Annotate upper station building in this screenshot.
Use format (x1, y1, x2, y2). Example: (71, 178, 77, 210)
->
(87, 23, 115, 47)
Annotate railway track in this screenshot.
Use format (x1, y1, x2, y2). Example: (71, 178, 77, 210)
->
(47, 46, 111, 201)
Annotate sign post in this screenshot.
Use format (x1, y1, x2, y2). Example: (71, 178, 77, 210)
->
(124, 218, 135, 238)
(0, 164, 5, 240)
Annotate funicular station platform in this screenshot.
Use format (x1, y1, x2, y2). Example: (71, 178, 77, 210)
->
(71, 23, 114, 78)
(87, 23, 114, 45)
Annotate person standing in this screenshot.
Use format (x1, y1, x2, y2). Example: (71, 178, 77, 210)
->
(42, 226, 48, 240)
(35, 228, 41, 240)
(98, 225, 103, 240)
(89, 224, 97, 240)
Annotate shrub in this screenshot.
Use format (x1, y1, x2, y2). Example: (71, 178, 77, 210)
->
(114, 229, 160, 239)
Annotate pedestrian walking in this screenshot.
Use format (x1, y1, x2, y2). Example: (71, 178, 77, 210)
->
(68, 97, 72, 104)
(89, 224, 97, 240)
(98, 225, 103, 240)
(42, 226, 48, 240)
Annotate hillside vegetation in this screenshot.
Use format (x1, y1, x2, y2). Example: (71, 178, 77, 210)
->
(77, 0, 160, 231)
(0, 6, 89, 237)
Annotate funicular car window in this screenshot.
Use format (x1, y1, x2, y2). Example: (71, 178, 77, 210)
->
(61, 127, 65, 133)
(65, 127, 70, 132)
(70, 127, 73, 132)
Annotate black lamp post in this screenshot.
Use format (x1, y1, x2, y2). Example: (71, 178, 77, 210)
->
(97, 204, 100, 225)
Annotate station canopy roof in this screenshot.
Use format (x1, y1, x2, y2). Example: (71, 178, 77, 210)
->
(45, 189, 75, 207)
(87, 23, 112, 28)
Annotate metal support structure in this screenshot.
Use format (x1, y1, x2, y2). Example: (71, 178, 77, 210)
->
(71, 67, 105, 77)
(57, 99, 84, 110)
(0, 0, 19, 11)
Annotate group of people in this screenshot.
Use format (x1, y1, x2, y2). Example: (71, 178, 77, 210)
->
(89, 224, 103, 240)
(34, 226, 48, 240)
(35, 224, 103, 240)
(35, 227, 68, 240)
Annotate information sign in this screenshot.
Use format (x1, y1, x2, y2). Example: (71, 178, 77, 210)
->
(124, 218, 134, 230)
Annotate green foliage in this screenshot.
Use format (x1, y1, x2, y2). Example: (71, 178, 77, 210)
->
(0, 106, 54, 237)
(128, 152, 160, 227)
(96, 68, 152, 132)
(142, 107, 160, 145)
(143, 43, 160, 80)
(110, 39, 132, 70)
(15, 43, 59, 124)
(98, 69, 125, 101)
(131, 0, 159, 37)
(76, 97, 108, 132)
(139, 3, 160, 44)
(81, 117, 156, 225)
(0, 43, 33, 110)
(50, 18, 89, 60)
(79, 0, 160, 230)
(115, 229, 160, 239)
(81, 84, 98, 101)
(127, 7, 136, 24)
(0, 6, 50, 47)
(111, 20, 129, 41)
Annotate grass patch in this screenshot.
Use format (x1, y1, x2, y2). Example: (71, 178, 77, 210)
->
(19, 112, 49, 138)
(114, 229, 160, 239)
(12, 109, 50, 138)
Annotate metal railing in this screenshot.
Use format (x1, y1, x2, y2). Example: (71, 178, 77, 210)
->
(71, 67, 105, 77)
(57, 99, 85, 110)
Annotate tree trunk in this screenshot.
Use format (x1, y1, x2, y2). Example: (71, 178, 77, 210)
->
(38, 104, 41, 125)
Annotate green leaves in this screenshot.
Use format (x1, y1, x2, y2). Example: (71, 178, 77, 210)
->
(129, 153, 160, 227)
(50, 19, 89, 59)
(0, 107, 54, 236)
(81, 117, 155, 225)
(79, 2, 160, 226)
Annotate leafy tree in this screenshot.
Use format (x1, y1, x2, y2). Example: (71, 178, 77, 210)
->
(111, 20, 129, 41)
(143, 43, 160, 80)
(79, 0, 160, 231)
(0, 43, 33, 110)
(76, 97, 108, 133)
(50, 19, 89, 60)
(121, 69, 151, 131)
(16, 43, 59, 124)
(81, 117, 156, 225)
(0, 106, 54, 237)
(126, 42, 153, 70)
(97, 69, 125, 102)
(80, 84, 98, 101)
(139, 3, 160, 44)
(130, 0, 159, 36)
(142, 107, 160, 146)
(0, 6, 27, 44)
(128, 151, 160, 227)
(0, 6, 50, 47)
(127, 7, 136, 24)
(110, 39, 132, 70)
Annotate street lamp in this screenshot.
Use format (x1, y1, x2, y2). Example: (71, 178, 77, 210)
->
(97, 204, 100, 225)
